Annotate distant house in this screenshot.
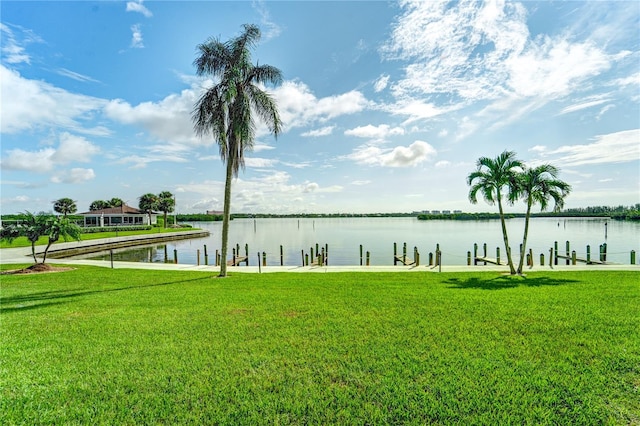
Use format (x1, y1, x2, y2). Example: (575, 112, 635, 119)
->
(206, 210, 224, 216)
(79, 204, 158, 227)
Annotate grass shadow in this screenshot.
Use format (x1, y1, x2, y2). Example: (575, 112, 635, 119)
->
(446, 275, 580, 290)
(0, 276, 213, 313)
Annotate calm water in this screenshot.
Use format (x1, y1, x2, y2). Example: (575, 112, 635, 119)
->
(90, 217, 639, 266)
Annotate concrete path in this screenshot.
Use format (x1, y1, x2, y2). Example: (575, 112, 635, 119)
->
(2, 245, 638, 273)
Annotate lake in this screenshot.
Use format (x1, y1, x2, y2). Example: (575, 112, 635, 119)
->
(89, 217, 640, 266)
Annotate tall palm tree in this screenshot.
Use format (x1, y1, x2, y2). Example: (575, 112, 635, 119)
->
(53, 198, 77, 217)
(467, 151, 523, 275)
(139, 193, 159, 226)
(157, 191, 175, 228)
(515, 164, 571, 274)
(192, 24, 282, 277)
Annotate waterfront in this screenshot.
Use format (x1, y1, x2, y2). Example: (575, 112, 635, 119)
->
(87, 217, 639, 266)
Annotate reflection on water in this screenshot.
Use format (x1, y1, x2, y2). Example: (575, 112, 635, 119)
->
(85, 217, 639, 266)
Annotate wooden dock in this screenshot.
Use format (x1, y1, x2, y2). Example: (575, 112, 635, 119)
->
(227, 256, 248, 266)
(394, 255, 415, 266)
(474, 257, 502, 266)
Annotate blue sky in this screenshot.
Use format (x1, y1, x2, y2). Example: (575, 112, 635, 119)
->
(1, 0, 639, 215)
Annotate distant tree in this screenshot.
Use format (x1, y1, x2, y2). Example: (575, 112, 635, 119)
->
(467, 151, 523, 275)
(0, 211, 81, 264)
(514, 164, 571, 274)
(157, 191, 175, 228)
(192, 24, 282, 277)
(53, 198, 77, 217)
(139, 193, 159, 225)
(109, 198, 124, 208)
(89, 200, 109, 211)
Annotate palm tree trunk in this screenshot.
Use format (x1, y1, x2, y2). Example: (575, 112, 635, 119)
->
(517, 199, 532, 274)
(164, 212, 168, 228)
(219, 159, 234, 277)
(30, 243, 37, 264)
(497, 197, 516, 274)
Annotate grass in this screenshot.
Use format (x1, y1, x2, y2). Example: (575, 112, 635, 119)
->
(0, 227, 191, 249)
(1, 267, 638, 425)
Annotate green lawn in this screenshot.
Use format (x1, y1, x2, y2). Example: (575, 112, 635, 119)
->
(1, 267, 638, 425)
(0, 227, 191, 249)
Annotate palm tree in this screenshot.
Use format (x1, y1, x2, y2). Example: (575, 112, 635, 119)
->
(515, 164, 571, 274)
(53, 198, 77, 217)
(89, 200, 109, 211)
(138, 193, 159, 226)
(192, 24, 282, 277)
(467, 151, 523, 275)
(108, 198, 124, 208)
(157, 191, 175, 228)
(0, 212, 81, 264)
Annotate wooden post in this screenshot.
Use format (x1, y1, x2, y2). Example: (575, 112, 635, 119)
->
(257, 253, 261, 273)
(554, 241, 558, 265)
(467, 251, 471, 266)
(215, 249, 219, 266)
(631, 250, 636, 265)
(174, 249, 178, 264)
(318, 253, 323, 267)
(586, 245, 591, 263)
(394, 242, 397, 265)
(496, 247, 500, 265)
(360, 244, 363, 266)
(305, 253, 309, 266)
(437, 250, 441, 272)
(403, 242, 407, 265)
(325, 244, 329, 265)
(528, 248, 533, 267)
(540, 253, 544, 266)
(110, 249, 114, 269)
(483, 243, 487, 265)
(232, 247, 236, 266)
(429, 252, 433, 266)
(572, 250, 577, 265)
(301, 250, 304, 267)
(565, 241, 570, 265)
(416, 251, 420, 267)
(245, 244, 249, 266)
(197, 249, 200, 266)
(526, 252, 530, 267)
(315, 243, 319, 255)
(549, 248, 553, 267)
(280, 245, 284, 266)
(164, 245, 168, 263)
(366, 251, 370, 266)
(310, 246, 314, 260)
(602, 243, 607, 262)
(414, 246, 418, 266)
(204, 245, 208, 266)
(262, 251, 266, 267)
(473, 243, 478, 266)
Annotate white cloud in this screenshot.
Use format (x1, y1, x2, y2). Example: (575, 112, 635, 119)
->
(1, 132, 100, 173)
(126, 0, 153, 18)
(351, 180, 371, 186)
(548, 129, 640, 167)
(130, 24, 144, 48)
(381, 0, 625, 132)
(435, 160, 451, 168)
(346, 140, 437, 167)
(104, 88, 200, 146)
(344, 124, 404, 140)
(374, 74, 390, 92)
(559, 95, 611, 115)
(0, 23, 42, 65)
(56, 68, 100, 83)
(301, 126, 335, 137)
(51, 168, 96, 184)
(0, 65, 107, 134)
(177, 171, 343, 213)
(272, 80, 369, 132)
(245, 157, 278, 168)
(252, 0, 281, 40)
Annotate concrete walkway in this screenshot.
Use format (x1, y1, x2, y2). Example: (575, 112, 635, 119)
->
(2, 245, 638, 273)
